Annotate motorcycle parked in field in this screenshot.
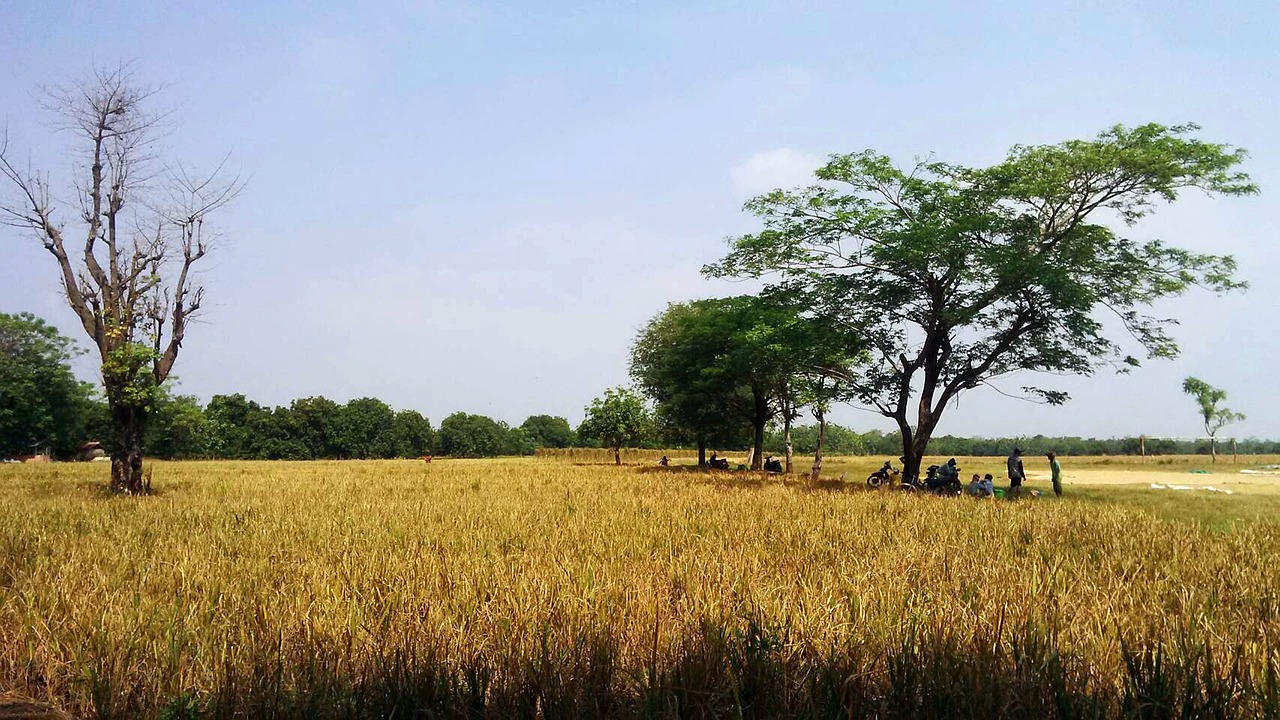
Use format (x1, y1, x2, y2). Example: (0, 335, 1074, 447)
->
(866, 461, 900, 488)
(899, 461, 963, 496)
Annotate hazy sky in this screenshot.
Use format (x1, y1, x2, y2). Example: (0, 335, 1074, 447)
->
(1, 0, 1275, 440)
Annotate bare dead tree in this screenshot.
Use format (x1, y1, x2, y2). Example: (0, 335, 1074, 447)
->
(0, 65, 240, 493)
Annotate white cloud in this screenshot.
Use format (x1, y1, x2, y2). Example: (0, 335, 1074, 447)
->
(729, 148, 823, 197)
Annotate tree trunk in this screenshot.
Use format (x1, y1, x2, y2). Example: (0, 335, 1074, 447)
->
(613, 445, 621, 466)
(897, 417, 919, 483)
(697, 437, 707, 467)
(907, 421, 938, 484)
(110, 401, 147, 494)
(810, 408, 826, 481)
(1210, 435, 1217, 463)
(783, 412, 794, 474)
(750, 388, 766, 471)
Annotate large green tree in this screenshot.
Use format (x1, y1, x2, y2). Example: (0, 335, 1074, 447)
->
(1181, 377, 1244, 463)
(0, 312, 97, 458)
(631, 295, 861, 471)
(438, 412, 511, 458)
(630, 300, 752, 466)
(338, 397, 396, 459)
(1, 67, 240, 492)
(578, 387, 651, 466)
(144, 390, 210, 459)
(708, 124, 1255, 481)
(519, 415, 576, 449)
(284, 396, 344, 459)
(388, 410, 437, 458)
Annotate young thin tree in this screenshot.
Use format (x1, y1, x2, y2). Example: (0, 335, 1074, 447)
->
(707, 124, 1254, 482)
(1, 66, 240, 492)
(1181, 377, 1244, 463)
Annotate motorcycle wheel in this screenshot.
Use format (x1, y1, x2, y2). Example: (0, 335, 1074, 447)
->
(866, 473, 884, 488)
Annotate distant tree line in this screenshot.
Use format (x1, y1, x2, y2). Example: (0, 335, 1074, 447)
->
(141, 395, 592, 460)
(772, 429, 1280, 459)
(4, 311, 1275, 461)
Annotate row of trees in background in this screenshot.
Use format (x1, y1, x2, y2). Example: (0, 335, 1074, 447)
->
(7, 309, 1269, 462)
(142, 396, 588, 460)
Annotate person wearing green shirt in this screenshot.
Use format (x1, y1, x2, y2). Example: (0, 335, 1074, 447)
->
(1047, 452, 1063, 497)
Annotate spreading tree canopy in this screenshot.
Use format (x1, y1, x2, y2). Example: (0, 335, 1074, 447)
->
(707, 123, 1255, 480)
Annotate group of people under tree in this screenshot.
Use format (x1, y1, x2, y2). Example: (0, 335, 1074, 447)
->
(668, 445, 1064, 499)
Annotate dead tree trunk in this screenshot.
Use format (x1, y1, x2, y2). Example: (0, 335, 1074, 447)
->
(110, 401, 147, 494)
(0, 66, 240, 494)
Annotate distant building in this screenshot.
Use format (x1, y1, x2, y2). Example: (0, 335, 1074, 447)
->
(77, 441, 106, 462)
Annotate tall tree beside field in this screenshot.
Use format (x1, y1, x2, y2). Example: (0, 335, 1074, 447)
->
(438, 412, 511, 458)
(339, 397, 397, 459)
(707, 123, 1255, 482)
(579, 387, 650, 465)
(283, 396, 344, 459)
(1181, 377, 1244, 463)
(519, 415, 575, 449)
(388, 410, 437, 457)
(631, 296, 863, 471)
(144, 390, 209, 459)
(630, 300, 752, 466)
(0, 312, 97, 458)
(0, 66, 241, 492)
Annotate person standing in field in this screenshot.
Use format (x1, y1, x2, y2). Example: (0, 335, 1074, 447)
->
(1047, 452, 1063, 497)
(1007, 447, 1026, 498)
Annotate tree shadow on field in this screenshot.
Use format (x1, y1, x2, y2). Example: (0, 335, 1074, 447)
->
(572, 462, 639, 467)
(636, 465, 869, 495)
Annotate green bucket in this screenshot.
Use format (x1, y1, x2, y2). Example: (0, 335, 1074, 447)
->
(993, 488, 1006, 499)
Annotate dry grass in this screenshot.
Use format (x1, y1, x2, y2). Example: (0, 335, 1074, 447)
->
(1, 457, 1277, 718)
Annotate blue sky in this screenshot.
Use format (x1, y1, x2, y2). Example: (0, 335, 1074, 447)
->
(2, 0, 1275, 439)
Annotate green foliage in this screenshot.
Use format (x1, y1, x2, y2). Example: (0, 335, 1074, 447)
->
(388, 410, 437, 458)
(766, 423, 865, 454)
(438, 412, 530, 458)
(205, 394, 275, 459)
(284, 396, 344, 459)
(100, 334, 161, 408)
(630, 300, 753, 451)
(707, 123, 1255, 471)
(519, 415, 576, 449)
(144, 390, 211, 459)
(0, 312, 98, 457)
(339, 398, 397, 459)
(578, 387, 651, 456)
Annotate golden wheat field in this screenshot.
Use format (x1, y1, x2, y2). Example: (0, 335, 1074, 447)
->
(2, 456, 1279, 719)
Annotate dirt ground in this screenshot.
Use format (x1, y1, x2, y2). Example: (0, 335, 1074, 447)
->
(1026, 467, 1280, 492)
(0, 695, 68, 720)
